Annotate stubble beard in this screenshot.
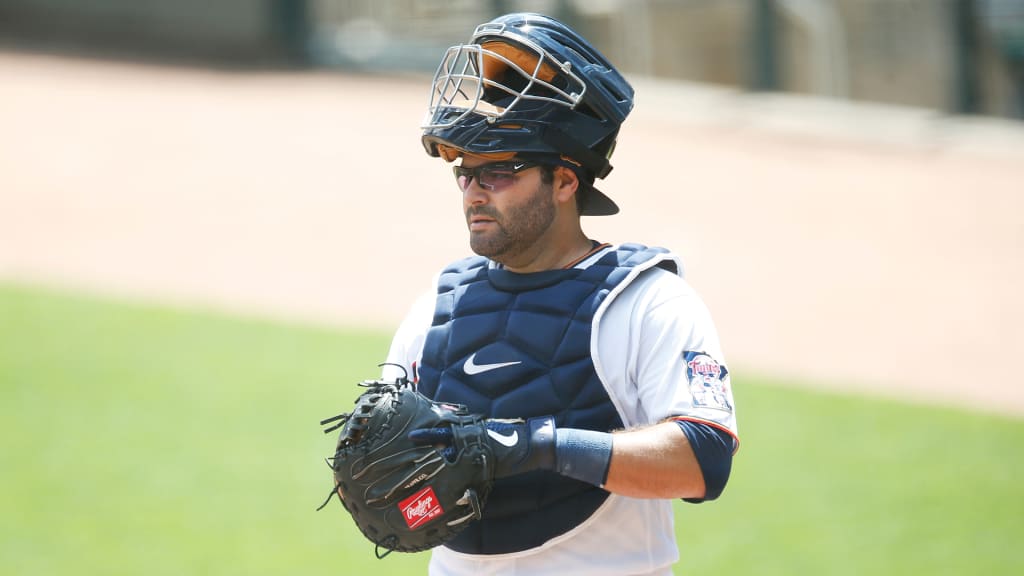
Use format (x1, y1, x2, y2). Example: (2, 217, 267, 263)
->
(467, 182, 555, 263)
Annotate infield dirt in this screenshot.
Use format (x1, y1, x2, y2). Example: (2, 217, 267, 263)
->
(2, 52, 1022, 416)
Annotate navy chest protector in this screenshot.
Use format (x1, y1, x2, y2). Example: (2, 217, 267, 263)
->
(417, 244, 678, 555)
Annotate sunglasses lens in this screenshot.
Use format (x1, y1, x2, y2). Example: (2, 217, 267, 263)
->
(478, 168, 518, 190)
(453, 162, 535, 191)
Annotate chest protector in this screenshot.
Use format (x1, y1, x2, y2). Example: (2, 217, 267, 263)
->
(417, 243, 679, 555)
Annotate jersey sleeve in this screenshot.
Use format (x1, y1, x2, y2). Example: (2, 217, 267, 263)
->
(598, 267, 738, 441)
(641, 273, 737, 438)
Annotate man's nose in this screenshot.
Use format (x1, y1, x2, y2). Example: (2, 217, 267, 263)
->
(462, 178, 490, 204)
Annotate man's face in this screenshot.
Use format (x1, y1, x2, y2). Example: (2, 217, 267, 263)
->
(458, 157, 555, 262)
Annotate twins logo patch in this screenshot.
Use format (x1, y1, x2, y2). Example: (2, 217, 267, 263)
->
(398, 486, 443, 530)
(684, 351, 732, 412)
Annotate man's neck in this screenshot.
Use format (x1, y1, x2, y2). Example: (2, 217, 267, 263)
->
(500, 233, 594, 273)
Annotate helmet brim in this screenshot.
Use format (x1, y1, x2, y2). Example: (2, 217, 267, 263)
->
(581, 185, 619, 216)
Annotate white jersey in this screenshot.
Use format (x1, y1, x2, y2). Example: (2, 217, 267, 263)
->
(383, 245, 737, 576)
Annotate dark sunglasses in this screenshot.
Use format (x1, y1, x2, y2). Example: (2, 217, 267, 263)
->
(453, 161, 540, 191)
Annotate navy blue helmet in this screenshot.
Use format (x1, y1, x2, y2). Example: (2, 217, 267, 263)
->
(421, 13, 635, 215)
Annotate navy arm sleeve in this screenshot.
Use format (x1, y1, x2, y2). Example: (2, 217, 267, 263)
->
(675, 420, 736, 503)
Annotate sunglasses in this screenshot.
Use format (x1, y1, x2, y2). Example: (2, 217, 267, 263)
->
(453, 161, 540, 191)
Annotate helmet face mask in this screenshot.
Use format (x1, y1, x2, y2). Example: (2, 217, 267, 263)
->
(421, 13, 635, 216)
(424, 33, 587, 130)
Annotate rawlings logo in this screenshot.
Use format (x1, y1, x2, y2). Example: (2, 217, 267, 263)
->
(399, 486, 443, 529)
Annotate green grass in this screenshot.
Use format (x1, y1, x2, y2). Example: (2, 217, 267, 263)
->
(675, 379, 1023, 575)
(1, 283, 1021, 575)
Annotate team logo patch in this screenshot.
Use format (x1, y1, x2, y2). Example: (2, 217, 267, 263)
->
(399, 486, 444, 530)
(684, 351, 732, 412)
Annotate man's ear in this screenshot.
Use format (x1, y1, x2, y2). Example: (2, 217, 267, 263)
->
(553, 166, 580, 205)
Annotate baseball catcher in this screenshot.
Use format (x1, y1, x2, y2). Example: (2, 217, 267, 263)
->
(317, 370, 559, 558)
(321, 10, 740, 574)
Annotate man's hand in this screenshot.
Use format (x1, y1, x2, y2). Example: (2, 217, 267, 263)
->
(410, 416, 557, 479)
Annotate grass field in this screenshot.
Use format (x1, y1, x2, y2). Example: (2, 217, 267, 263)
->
(1, 283, 1021, 575)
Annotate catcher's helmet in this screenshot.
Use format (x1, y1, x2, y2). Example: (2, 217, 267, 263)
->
(421, 13, 635, 216)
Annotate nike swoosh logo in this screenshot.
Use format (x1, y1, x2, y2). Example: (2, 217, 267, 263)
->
(486, 428, 519, 447)
(464, 353, 521, 376)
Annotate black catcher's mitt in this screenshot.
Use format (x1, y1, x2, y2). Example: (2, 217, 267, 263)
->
(318, 377, 493, 558)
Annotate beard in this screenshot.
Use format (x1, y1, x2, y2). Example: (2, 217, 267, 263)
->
(466, 180, 555, 262)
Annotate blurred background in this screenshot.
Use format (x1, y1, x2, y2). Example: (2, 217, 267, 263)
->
(2, 0, 1022, 411)
(2, 0, 1024, 118)
(1, 1, 1023, 575)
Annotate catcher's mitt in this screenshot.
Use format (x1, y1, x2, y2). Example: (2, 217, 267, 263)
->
(317, 376, 493, 558)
